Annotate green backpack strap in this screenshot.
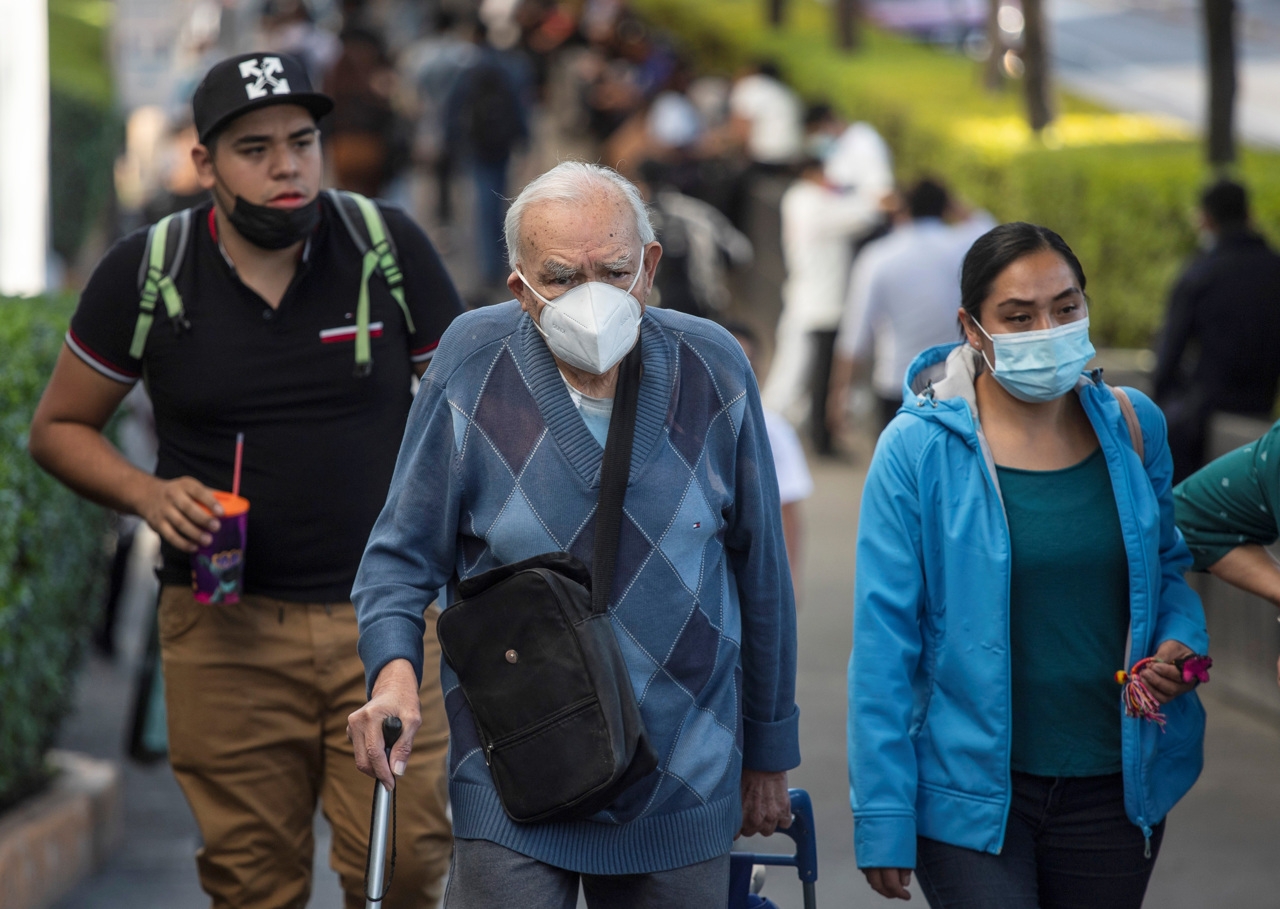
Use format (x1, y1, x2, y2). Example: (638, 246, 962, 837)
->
(326, 189, 415, 376)
(130, 210, 193, 360)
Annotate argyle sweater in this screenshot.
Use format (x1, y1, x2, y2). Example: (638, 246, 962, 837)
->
(353, 302, 800, 874)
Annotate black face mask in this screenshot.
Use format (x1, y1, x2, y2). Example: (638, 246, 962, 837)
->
(225, 193, 320, 249)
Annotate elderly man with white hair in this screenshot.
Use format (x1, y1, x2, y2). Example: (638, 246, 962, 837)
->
(346, 161, 800, 906)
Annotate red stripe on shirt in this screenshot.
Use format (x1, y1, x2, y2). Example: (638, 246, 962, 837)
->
(67, 328, 142, 379)
(320, 325, 385, 344)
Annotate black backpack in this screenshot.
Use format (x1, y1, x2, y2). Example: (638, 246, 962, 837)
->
(464, 63, 525, 163)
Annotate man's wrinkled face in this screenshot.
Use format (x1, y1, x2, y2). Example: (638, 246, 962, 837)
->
(507, 191, 662, 324)
(193, 104, 322, 210)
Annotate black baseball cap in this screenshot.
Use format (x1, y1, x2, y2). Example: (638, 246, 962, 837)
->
(193, 52, 334, 146)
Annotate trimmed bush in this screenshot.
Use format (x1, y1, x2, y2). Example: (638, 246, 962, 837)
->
(632, 0, 1280, 346)
(0, 296, 107, 810)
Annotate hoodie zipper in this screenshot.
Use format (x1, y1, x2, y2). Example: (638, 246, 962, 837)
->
(962, 402, 1015, 855)
(1084, 380, 1156, 851)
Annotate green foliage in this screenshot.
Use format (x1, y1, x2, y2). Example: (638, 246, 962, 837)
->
(49, 0, 114, 106)
(0, 296, 106, 810)
(49, 0, 121, 261)
(633, 0, 1280, 346)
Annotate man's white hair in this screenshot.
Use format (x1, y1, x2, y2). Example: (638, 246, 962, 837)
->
(504, 162, 656, 268)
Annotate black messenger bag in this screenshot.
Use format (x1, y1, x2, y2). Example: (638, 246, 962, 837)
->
(436, 341, 657, 824)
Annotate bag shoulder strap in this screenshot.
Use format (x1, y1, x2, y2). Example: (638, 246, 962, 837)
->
(130, 209, 193, 359)
(590, 339, 643, 616)
(1110, 385, 1145, 462)
(326, 189, 415, 376)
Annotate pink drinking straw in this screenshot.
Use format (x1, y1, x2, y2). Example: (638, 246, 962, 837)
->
(231, 432, 244, 498)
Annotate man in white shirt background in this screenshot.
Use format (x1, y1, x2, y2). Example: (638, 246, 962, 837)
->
(827, 178, 995, 436)
(761, 156, 888, 456)
(727, 60, 804, 171)
(803, 102, 893, 201)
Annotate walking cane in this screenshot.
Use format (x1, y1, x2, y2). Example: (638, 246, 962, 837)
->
(365, 716, 402, 909)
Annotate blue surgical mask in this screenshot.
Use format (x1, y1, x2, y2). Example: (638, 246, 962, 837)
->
(805, 132, 837, 161)
(974, 317, 1095, 403)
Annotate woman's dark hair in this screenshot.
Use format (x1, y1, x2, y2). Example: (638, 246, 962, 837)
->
(959, 222, 1086, 324)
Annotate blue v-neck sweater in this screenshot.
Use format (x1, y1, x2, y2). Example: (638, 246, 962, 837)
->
(353, 302, 801, 874)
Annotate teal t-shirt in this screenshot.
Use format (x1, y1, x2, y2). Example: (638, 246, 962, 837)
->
(997, 447, 1130, 777)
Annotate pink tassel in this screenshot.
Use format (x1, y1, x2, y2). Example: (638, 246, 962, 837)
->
(1115, 658, 1167, 729)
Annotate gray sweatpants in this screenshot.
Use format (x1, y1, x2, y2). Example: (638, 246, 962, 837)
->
(442, 837, 731, 909)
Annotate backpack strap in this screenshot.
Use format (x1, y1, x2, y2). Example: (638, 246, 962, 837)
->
(1110, 385, 1145, 462)
(130, 210, 193, 359)
(326, 189, 416, 376)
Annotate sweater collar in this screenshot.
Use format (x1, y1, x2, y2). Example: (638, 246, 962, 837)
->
(517, 311, 672, 486)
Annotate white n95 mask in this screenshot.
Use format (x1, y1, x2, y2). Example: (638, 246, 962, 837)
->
(516, 263, 643, 375)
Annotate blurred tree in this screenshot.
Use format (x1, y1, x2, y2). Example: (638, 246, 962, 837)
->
(1021, 0, 1053, 131)
(983, 0, 1004, 90)
(836, 0, 860, 51)
(768, 0, 786, 27)
(1204, 0, 1237, 166)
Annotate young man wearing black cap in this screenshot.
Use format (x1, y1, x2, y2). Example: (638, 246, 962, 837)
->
(30, 52, 461, 909)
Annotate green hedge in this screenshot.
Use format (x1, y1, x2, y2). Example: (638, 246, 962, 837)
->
(633, 0, 1280, 346)
(0, 296, 106, 811)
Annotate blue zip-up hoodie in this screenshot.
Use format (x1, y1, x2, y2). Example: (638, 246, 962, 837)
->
(848, 342, 1208, 870)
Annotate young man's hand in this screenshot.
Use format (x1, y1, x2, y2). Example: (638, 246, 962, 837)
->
(137, 476, 223, 552)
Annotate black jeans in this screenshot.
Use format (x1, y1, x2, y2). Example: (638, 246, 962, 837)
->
(915, 773, 1164, 909)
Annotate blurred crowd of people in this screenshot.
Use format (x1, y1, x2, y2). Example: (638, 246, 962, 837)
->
(106, 0, 1280, 523)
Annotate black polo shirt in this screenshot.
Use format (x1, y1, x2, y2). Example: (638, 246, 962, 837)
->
(68, 195, 462, 602)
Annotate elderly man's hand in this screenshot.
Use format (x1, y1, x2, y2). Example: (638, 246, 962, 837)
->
(738, 769, 792, 838)
(347, 659, 421, 790)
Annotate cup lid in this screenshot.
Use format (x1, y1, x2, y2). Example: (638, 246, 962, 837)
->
(211, 491, 250, 517)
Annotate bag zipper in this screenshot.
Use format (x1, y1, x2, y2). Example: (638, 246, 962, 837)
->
(483, 696, 598, 766)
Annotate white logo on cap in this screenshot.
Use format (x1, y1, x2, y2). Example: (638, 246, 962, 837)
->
(239, 57, 291, 100)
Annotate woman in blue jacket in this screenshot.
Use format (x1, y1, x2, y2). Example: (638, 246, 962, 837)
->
(849, 222, 1208, 906)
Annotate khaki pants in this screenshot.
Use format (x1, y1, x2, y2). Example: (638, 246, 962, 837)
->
(159, 585, 451, 909)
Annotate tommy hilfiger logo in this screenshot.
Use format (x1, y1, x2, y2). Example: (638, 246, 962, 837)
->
(239, 57, 291, 100)
(320, 322, 383, 344)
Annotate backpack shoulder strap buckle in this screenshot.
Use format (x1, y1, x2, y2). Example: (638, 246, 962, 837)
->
(130, 209, 193, 359)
